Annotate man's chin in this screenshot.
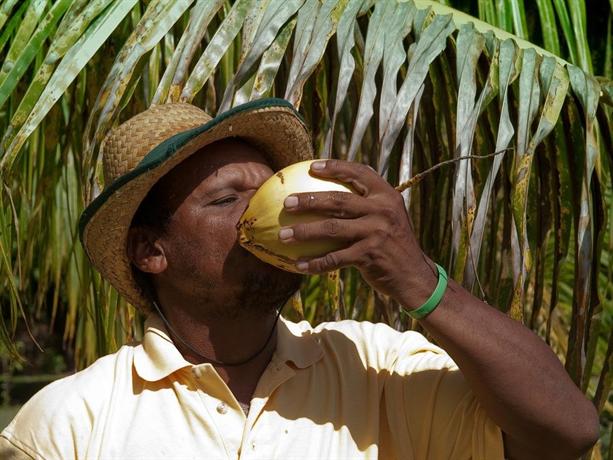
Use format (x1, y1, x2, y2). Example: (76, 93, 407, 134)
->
(237, 254, 303, 312)
(218, 244, 303, 316)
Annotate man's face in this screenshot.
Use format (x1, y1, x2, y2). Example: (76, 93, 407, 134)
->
(135, 139, 302, 318)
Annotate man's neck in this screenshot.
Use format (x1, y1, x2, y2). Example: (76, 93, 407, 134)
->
(151, 286, 288, 406)
(157, 298, 280, 364)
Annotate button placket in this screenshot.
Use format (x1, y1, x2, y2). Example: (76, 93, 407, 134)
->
(189, 364, 247, 459)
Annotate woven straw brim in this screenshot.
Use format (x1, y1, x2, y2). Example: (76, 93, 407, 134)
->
(80, 100, 313, 314)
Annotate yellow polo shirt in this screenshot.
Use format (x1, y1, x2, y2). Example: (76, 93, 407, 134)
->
(1, 316, 503, 459)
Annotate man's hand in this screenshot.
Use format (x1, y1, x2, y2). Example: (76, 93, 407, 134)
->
(279, 159, 436, 310)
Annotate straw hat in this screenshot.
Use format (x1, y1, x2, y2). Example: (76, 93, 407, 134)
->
(79, 98, 313, 314)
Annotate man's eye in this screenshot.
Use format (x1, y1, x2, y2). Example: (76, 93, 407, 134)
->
(211, 196, 237, 206)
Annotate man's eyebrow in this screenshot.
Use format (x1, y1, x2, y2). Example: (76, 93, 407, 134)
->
(198, 176, 242, 198)
(211, 168, 249, 186)
(198, 167, 261, 198)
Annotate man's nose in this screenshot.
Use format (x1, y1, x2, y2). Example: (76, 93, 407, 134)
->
(236, 189, 257, 217)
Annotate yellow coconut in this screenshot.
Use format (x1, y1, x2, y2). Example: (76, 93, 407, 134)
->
(237, 160, 354, 272)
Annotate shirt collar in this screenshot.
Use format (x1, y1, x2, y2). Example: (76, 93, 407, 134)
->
(276, 316, 324, 369)
(133, 314, 192, 381)
(133, 314, 323, 382)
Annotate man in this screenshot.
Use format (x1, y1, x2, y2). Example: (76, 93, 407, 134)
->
(1, 99, 598, 459)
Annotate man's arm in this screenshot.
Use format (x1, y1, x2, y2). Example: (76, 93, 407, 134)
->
(281, 159, 599, 460)
(399, 256, 599, 460)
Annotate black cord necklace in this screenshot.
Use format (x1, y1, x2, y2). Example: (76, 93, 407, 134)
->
(151, 300, 283, 367)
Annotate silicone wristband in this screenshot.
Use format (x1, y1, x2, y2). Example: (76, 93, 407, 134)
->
(403, 263, 448, 320)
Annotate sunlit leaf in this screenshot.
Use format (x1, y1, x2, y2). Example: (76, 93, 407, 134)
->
(0, 0, 137, 172)
(323, 0, 365, 156)
(465, 38, 519, 288)
(0, 0, 21, 31)
(566, 65, 600, 382)
(284, 0, 349, 106)
(0, 0, 71, 110)
(248, 17, 296, 101)
(221, 0, 305, 110)
(153, 0, 223, 104)
(181, 0, 254, 103)
(347, 0, 395, 160)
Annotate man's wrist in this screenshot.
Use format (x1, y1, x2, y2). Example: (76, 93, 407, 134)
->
(398, 256, 440, 311)
(403, 263, 448, 319)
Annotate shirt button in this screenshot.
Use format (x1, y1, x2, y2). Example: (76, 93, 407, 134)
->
(216, 402, 228, 414)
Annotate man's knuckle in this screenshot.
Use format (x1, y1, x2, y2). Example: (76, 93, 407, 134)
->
(393, 190, 406, 207)
(305, 194, 316, 209)
(331, 190, 351, 204)
(330, 191, 349, 204)
(324, 219, 341, 236)
(329, 192, 350, 217)
(394, 196, 407, 214)
(373, 227, 389, 240)
(360, 247, 376, 267)
(324, 253, 338, 268)
(362, 163, 376, 174)
(380, 206, 397, 222)
(328, 159, 341, 170)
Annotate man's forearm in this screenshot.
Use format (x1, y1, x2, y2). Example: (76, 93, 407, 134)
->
(399, 256, 599, 460)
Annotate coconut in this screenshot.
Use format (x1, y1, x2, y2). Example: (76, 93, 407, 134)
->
(237, 160, 354, 272)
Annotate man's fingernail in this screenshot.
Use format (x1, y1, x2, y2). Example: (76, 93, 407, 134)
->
(311, 161, 326, 170)
(279, 227, 294, 240)
(296, 261, 309, 271)
(284, 196, 299, 208)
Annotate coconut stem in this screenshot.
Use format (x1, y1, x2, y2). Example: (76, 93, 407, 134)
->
(394, 148, 513, 193)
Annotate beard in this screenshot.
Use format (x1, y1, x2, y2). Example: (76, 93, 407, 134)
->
(201, 244, 303, 320)
(236, 260, 302, 316)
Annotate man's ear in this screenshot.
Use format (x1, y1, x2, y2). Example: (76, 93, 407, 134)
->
(127, 227, 168, 274)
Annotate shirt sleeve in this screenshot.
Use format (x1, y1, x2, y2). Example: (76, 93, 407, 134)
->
(0, 377, 88, 460)
(382, 345, 505, 460)
(0, 435, 35, 460)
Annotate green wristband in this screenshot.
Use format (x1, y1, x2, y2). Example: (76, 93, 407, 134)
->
(403, 263, 448, 320)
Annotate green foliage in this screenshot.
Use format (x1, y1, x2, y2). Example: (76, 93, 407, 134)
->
(0, 0, 611, 456)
